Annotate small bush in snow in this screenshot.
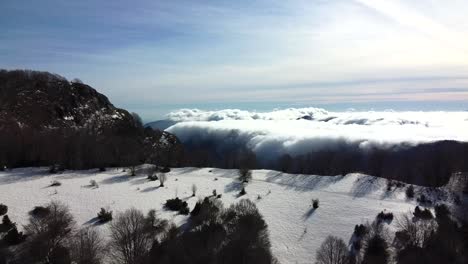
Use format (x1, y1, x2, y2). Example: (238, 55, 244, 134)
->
(216, 194, 222, 199)
(377, 211, 394, 222)
(413, 206, 433, 220)
(0, 204, 7, 216)
(98, 167, 106, 172)
(354, 224, 367, 238)
(30, 206, 51, 218)
(4, 226, 26, 246)
(192, 184, 197, 197)
(147, 174, 158, 181)
(239, 187, 246, 196)
(165, 198, 189, 215)
(406, 185, 415, 199)
(160, 166, 171, 173)
(50, 180, 61, 187)
(212, 189, 217, 196)
(417, 194, 431, 205)
(89, 179, 99, 188)
(97, 208, 113, 223)
(313, 199, 320, 209)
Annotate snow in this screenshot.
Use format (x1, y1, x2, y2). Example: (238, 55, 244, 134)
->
(0, 167, 421, 263)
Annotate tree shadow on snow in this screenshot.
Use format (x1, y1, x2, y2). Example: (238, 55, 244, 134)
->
(349, 176, 382, 198)
(302, 208, 316, 220)
(224, 180, 243, 193)
(100, 175, 131, 184)
(140, 186, 161, 192)
(265, 171, 344, 192)
(83, 217, 106, 226)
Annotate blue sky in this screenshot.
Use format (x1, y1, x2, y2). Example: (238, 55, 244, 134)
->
(2, 0, 468, 121)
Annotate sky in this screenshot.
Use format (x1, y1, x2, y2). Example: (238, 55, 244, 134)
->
(1, 0, 468, 121)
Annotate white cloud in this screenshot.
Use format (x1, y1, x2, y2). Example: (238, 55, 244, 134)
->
(166, 108, 468, 160)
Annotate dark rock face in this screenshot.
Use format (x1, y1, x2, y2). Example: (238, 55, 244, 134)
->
(0, 69, 182, 169)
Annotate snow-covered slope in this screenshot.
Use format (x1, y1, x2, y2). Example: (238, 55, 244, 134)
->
(0, 167, 424, 263)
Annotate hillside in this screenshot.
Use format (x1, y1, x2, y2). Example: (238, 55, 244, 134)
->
(1, 166, 460, 263)
(0, 70, 182, 169)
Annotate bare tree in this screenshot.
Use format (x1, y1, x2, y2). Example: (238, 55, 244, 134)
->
(395, 213, 437, 249)
(108, 208, 155, 264)
(238, 168, 252, 183)
(70, 227, 105, 264)
(192, 184, 197, 196)
(159, 173, 167, 187)
(23, 201, 76, 263)
(316, 235, 349, 264)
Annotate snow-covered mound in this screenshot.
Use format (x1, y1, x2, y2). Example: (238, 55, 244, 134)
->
(0, 167, 428, 263)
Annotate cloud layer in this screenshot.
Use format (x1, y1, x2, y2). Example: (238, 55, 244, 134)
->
(166, 108, 468, 160)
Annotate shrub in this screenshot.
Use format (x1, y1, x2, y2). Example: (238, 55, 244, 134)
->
(354, 224, 367, 238)
(313, 199, 320, 209)
(413, 206, 433, 220)
(417, 194, 431, 205)
(97, 208, 113, 223)
(377, 211, 394, 223)
(3, 226, 26, 246)
(239, 187, 246, 196)
(0, 204, 7, 216)
(406, 185, 415, 199)
(0, 215, 14, 233)
(362, 234, 389, 264)
(89, 180, 99, 188)
(147, 174, 158, 181)
(98, 167, 106, 172)
(316, 235, 350, 264)
(216, 194, 222, 199)
(160, 166, 170, 173)
(434, 204, 450, 219)
(50, 180, 62, 187)
(30, 206, 51, 218)
(165, 198, 189, 215)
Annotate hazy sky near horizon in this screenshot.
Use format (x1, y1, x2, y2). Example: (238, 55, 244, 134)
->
(2, 0, 468, 120)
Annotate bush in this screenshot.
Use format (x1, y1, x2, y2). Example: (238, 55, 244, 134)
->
(50, 180, 62, 187)
(377, 211, 394, 222)
(30, 206, 51, 218)
(98, 167, 106, 172)
(434, 204, 450, 219)
(406, 185, 414, 199)
(362, 235, 389, 264)
(313, 199, 320, 209)
(97, 208, 113, 223)
(354, 224, 368, 238)
(0, 215, 14, 233)
(413, 206, 433, 220)
(3, 226, 26, 246)
(0, 204, 7, 216)
(89, 180, 99, 188)
(160, 166, 170, 173)
(147, 174, 158, 181)
(239, 187, 246, 196)
(417, 194, 432, 205)
(165, 198, 189, 215)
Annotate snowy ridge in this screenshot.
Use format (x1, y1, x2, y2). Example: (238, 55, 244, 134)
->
(0, 167, 436, 263)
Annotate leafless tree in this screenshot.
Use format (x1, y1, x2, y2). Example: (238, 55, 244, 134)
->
(70, 227, 105, 264)
(159, 173, 167, 187)
(108, 208, 155, 264)
(316, 235, 349, 264)
(23, 201, 76, 262)
(238, 168, 252, 183)
(192, 184, 197, 196)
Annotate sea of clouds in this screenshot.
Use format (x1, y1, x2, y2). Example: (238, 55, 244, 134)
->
(165, 108, 468, 160)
